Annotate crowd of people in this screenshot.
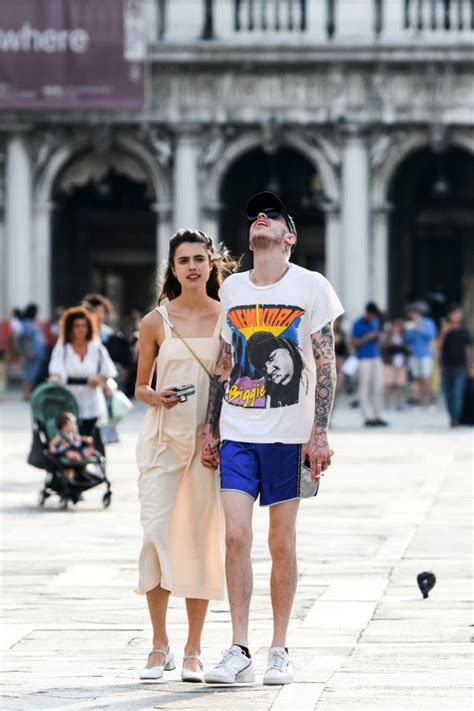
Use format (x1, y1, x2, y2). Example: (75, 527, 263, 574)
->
(3, 295, 142, 403)
(3, 291, 472, 433)
(335, 300, 473, 428)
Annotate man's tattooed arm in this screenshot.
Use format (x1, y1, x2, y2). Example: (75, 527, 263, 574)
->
(311, 322, 337, 430)
(206, 337, 232, 433)
(201, 337, 232, 469)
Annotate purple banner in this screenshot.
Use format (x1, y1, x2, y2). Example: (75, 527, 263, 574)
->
(0, 0, 145, 110)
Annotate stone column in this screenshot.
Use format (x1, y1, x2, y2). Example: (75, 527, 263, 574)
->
(5, 135, 32, 312)
(371, 203, 392, 313)
(173, 131, 200, 232)
(201, 202, 222, 243)
(152, 202, 173, 275)
(32, 200, 54, 320)
(322, 202, 342, 297)
(341, 126, 370, 324)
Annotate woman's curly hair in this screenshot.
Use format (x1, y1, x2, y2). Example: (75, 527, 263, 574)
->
(158, 228, 241, 304)
(59, 306, 99, 343)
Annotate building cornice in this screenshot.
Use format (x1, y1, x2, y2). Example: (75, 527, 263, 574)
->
(147, 42, 474, 66)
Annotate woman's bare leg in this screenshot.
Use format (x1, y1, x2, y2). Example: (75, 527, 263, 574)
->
(144, 584, 170, 668)
(183, 598, 209, 670)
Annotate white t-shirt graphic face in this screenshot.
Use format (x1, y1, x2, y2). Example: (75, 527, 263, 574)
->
(219, 264, 344, 444)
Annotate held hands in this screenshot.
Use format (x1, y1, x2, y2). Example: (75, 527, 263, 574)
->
(201, 424, 220, 470)
(302, 427, 333, 484)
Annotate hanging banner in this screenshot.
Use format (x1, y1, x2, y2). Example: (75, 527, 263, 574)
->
(0, 0, 145, 109)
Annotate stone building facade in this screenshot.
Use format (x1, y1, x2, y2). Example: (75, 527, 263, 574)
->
(1, 0, 473, 327)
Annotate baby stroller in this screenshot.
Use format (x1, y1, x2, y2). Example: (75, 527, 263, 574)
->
(28, 382, 112, 510)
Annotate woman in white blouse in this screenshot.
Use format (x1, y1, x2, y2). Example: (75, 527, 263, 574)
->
(49, 306, 117, 453)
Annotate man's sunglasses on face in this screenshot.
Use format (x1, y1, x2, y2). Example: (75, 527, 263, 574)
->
(247, 209, 284, 224)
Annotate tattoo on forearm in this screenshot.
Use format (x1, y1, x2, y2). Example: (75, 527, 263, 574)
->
(206, 339, 232, 431)
(311, 322, 336, 429)
(207, 376, 226, 430)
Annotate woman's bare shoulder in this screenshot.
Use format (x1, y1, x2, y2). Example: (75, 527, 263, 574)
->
(140, 309, 165, 337)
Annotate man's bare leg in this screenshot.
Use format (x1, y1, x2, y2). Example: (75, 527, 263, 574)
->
(221, 491, 254, 646)
(268, 499, 300, 648)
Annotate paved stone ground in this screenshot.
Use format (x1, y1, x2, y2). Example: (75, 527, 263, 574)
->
(1, 390, 472, 710)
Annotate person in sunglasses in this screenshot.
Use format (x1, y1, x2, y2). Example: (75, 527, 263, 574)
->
(201, 191, 344, 685)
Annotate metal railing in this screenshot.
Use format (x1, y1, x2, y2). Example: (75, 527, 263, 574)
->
(234, 0, 307, 32)
(404, 0, 474, 31)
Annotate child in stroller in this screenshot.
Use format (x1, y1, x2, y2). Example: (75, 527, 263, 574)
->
(29, 382, 112, 510)
(49, 412, 96, 481)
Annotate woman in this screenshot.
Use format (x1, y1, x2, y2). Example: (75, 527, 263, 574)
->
(381, 319, 409, 410)
(135, 229, 237, 683)
(48, 307, 117, 453)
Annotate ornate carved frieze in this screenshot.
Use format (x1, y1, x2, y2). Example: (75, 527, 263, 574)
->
(429, 123, 449, 153)
(29, 127, 70, 183)
(199, 126, 226, 168)
(260, 115, 282, 155)
(148, 64, 473, 126)
(140, 125, 173, 167)
(302, 128, 341, 168)
(369, 132, 393, 170)
(90, 125, 114, 156)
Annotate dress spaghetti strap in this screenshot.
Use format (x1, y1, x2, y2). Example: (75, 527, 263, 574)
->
(211, 312, 222, 339)
(155, 306, 172, 339)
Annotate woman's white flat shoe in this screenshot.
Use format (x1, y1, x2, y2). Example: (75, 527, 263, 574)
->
(139, 648, 176, 680)
(181, 655, 204, 683)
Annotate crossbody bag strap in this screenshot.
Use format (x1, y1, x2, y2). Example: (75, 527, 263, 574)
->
(156, 307, 213, 380)
(97, 343, 103, 375)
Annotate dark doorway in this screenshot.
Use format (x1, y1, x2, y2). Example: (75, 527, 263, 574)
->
(219, 147, 325, 272)
(52, 166, 156, 321)
(389, 146, 474, 324)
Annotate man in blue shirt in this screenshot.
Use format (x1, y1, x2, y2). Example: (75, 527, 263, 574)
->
(405, 304, 438, 406)
(351, 302, 388, 427)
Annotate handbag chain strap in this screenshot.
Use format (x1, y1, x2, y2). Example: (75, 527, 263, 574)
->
(157, 307, 213, 380)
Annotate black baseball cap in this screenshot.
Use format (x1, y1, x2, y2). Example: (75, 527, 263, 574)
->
(245, 191, 297, 238)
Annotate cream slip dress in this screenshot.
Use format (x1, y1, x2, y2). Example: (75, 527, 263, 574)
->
(136, 305, 225, 600)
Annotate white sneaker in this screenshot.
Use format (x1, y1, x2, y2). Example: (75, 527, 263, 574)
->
(139, 648, 176, 680)
(204, 645, 255, 684)
(263, 647, 294, 685)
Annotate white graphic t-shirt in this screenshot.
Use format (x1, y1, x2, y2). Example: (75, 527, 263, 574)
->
(219, 264, 344, 444)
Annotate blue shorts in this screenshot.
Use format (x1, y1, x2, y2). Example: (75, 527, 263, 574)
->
(220, 440, 303, 507)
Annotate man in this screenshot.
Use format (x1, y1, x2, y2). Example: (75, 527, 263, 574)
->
(83, 292, 133, 381)
(438, 304, 473, 427)
(405, 303, 437, 406)
(82, 293, 115, 345)
(201, 191, 343, 685)
(351, 302, 388, 427)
